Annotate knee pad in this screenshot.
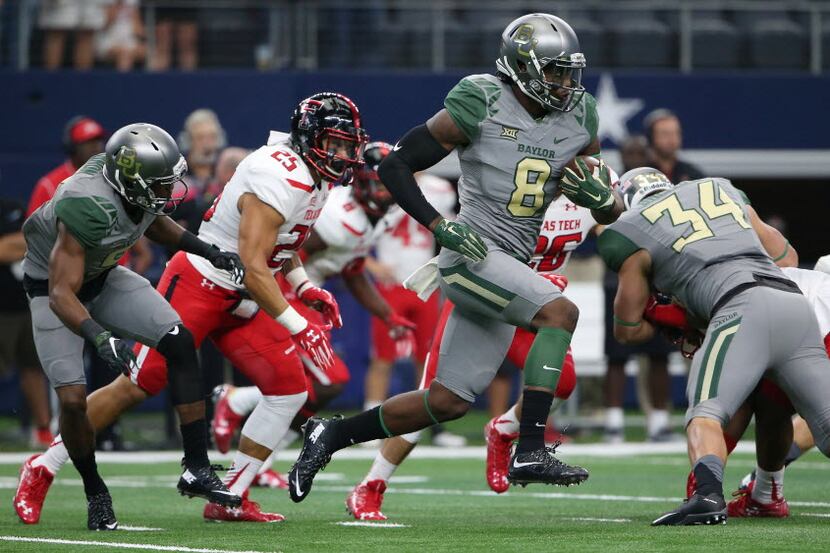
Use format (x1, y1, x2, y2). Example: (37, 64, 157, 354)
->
(156, 325, 197, 367)
(241, 391, 308, 450)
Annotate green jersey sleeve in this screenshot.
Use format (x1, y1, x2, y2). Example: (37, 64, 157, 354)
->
(54, 196, 118, 249)
(580, 93, 599, 144)
(597, 227, 643, 272)
(444, 75, 502, 141)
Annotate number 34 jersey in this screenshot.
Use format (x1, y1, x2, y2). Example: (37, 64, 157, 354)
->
(191, 131, 330, 290)
(444, 73, 598, 261)
(597, 177, 783, 323)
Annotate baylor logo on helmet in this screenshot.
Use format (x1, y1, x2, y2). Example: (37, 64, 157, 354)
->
(513, 24, 537, 58)
(115, 146, 142, 179)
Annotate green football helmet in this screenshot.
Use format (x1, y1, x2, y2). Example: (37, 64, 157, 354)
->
(496, 13, 586, 112)
(103, 123, 188, 215)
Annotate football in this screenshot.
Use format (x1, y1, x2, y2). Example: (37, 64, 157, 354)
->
(563, 155, 602, 181)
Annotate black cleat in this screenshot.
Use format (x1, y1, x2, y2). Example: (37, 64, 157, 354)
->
(507, 443, 589, 487)
(177, 463, 241, 507)
(87, 491, 118, 531)
(652, 492, 727, 526)
(288, 416, 341, 503)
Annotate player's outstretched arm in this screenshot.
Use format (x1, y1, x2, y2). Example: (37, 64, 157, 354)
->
(746, 205, 798, 267)
(612, 250, 656, 345)
(379, 112, 487, 262)
(145, 216, 245, 284)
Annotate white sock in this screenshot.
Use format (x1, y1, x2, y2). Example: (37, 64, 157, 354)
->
(227, 386, 263, 417)
(32, 435, 68, 475)
(362, 452, 398, 484)
(493, 405, 520, 435)
(605, 407, 624, 431)
(751, 467, 784, 504)
(364, 400, 382, 411)
(647, 409, 669, 437)
(224, 451, 264, 496)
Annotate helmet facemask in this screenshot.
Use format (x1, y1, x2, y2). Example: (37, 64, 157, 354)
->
(107, 148, 189, 215)
(504, 52, 586, 113)
(307, 128, 367, 183)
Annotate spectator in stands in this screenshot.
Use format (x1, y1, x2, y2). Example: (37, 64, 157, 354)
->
(27, 115, 106, 216)
(39, 0, 107, 70)
(642, 108, 704, 182)
(601, 133, 679, 444)
(96, 0, 145, 71)
(151, 2, 198, 70)
(0, 197, 52, 447)
(205, 146, 248, 202)
(178, 108, 226, 196)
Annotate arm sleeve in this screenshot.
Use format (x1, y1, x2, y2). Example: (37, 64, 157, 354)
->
(54, 196, 117, 249)
(597, 227, 643, 273)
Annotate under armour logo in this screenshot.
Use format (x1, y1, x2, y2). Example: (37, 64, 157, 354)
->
(16, 500, 32, 515)
(564, 203, 578, 211)
(201, 278, 216, 290)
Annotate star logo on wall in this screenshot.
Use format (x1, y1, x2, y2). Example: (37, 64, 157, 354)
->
(595, 73, 644, 145)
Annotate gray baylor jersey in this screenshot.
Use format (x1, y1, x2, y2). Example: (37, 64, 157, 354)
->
(597, 177, 783, 322)
(444, 74, 598, 260)
(23, 154, 156, 281)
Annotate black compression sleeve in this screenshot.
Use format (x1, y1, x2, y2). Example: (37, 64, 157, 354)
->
(179, 230, 217, 260)
(378, 124, 452, 228)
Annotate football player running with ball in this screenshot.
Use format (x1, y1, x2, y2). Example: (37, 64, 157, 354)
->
(289, 13, 624, 503)
(15, 124, 244, 530)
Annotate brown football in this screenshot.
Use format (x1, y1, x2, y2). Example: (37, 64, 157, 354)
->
(563, 155, 601, 180)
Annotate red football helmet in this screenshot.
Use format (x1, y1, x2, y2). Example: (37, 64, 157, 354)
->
(353, 141, 395, 218)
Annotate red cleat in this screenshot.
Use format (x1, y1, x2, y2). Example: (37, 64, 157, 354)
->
(686, 471, 696, 500)
(211, 385, 243, 454)
(346, 480, 387, 521)
(203, 497, 285, 522)
(14, 454, 54, 524)
(727, 480, 789, 518)
(484, 417, 517, 494)
(255, 469, 288, 490)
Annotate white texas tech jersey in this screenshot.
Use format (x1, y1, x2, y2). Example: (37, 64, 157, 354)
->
(375, 173, 457, 283)
(304, 185, 393, 286)
(189, 131, 330, 289)
(782, 267, 830, 337)
(528, 194, 597, 275)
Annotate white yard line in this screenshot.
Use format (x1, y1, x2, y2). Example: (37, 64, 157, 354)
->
(801, 513, 830, 518)
(120, 526, 165, 532)
(563, 517, 631, 523)
(0, 536, 275, 553)
(334, 521, 409, 528)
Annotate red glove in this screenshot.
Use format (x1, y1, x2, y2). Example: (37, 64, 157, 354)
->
(385, 312, 417, 360)
(541, 273, 568, 292)
(294, 321, 334, 369)
(643, 295, 688, 329)
(298, 284, 343, 329)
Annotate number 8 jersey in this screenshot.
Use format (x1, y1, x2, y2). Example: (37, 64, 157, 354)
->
(444, 73, 598, 261)
(190, 131, 330, 290)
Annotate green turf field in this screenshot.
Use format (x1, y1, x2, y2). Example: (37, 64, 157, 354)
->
(1, 448, 829, 553)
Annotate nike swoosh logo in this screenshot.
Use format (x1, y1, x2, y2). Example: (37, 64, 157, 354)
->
(535, 422, 546, 428)
(584, 191, 602, 202)
(293, 473, 304, 497)
(542, 365, 561, 372)
(553, 137, 568, 144)
(703, 498, 718, 504)
(513, 459, 543, 468)
(105, 522, 118, 530)
(212, 490, 236, 496)
(393, 143, 401, 151)
(168, 326, 180, 335)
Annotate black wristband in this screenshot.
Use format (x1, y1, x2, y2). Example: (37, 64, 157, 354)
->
(180, 231, 217, 260)
(378, 124, 450, 228)
(79, 318, 107, 344)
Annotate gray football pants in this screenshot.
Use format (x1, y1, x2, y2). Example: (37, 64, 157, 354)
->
(29, 266, 181, 389)
(434, 247, 563, 402)
(686, 286, 830, 456)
